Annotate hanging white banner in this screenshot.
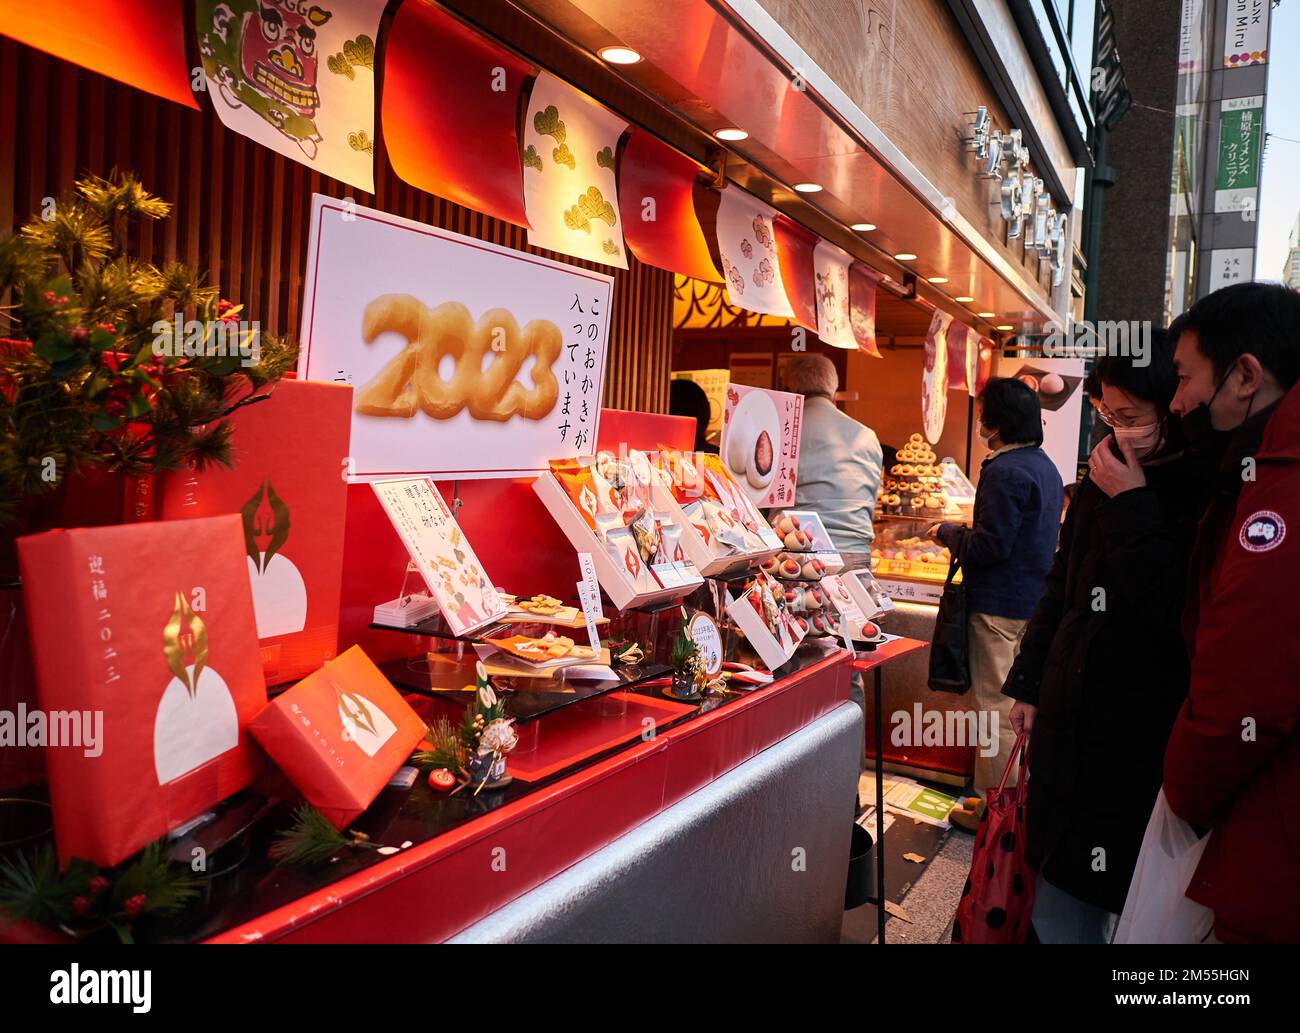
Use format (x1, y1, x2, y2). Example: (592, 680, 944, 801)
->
(715, 185, 794, 318)
(522, 72, 629, 268)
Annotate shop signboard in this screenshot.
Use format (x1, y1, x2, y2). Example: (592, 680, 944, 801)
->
(1214, 96, 1264, 214)
(298, 195, 612, 480)
(721, 383, 803, 508)
(1222, 0, 1269, 67)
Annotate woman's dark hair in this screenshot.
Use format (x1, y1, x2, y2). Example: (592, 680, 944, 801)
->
(1168, 281, 1300, 388)
(669, 378, 713, 450)
(1093, 328, 1176, 409)
(978, 377, 1043, 446)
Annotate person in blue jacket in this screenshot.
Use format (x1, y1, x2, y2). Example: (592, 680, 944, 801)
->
(933, 377, 1063, 826)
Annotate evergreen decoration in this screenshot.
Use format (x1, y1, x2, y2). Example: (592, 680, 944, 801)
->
(0, 840, 199, 943)
(0, 170, 297, 528)
(269, 804, 376, 867)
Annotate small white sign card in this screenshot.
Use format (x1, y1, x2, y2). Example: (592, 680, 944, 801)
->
(298, 195, 612, 479)
(576, 552, 602, 651)
(371, 477, 508, 637)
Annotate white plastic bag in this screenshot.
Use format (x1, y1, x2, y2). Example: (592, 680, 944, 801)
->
(1114, 789, 1214, 944)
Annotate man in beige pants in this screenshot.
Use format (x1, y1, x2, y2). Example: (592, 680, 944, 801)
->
(933, 379, 1063, 830)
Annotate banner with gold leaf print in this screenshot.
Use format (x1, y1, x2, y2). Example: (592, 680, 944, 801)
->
(523, 72, 629, 268)
(196, 0, 387, 192)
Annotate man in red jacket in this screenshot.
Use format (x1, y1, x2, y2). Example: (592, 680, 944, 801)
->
(1164, 281, 1300, 943)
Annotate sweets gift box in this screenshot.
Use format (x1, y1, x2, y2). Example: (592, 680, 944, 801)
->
(17, 516, 267, 868)
(533, 453, 703, 610)
(651, 448, 783, 576)
(157, 380, 352, 686)
(247, 645, 425, 829)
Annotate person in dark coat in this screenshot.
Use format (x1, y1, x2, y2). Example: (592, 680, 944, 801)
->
(1002, 333, 1213, 942)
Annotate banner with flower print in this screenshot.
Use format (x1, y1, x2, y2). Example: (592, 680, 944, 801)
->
(522, 72, 629, 268)
(714, 185, 793, 318)
(196, 0, 387, 193)
(923, 309, 952, 445)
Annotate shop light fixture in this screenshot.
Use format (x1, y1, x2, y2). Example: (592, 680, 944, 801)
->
(977, 312, 996, 318)
(714, 127, 749, 141)
(792, 182, 823, 193)
(599, 46, 643, 64)
(894, 252, 917, 261)
(851, 223, 876, 232)
(955, 296, 975, 303)
(927, 276, 948, 284)
(996, 324, 1015, 331)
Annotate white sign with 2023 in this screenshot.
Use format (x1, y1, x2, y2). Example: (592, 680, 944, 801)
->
(298, 195, 612, 480)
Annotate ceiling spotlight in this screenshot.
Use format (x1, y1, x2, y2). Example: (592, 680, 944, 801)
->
(793, 183, 823, 193)
(955, 296, 975, 303)
(714, 127, 748, 142)
(599, 46, 642, 64)
(894, 253, 917, 262)
(927, 277, 949, 284)
(996, 324, 1015, 331)
(851, 223, 876, 232)
(977, 312, 996, 318)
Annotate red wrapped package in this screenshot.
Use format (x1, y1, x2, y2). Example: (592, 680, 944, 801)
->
(247, 646, 425, 830)
(17, 516, 267, 868)
(157, 380, 352, 687)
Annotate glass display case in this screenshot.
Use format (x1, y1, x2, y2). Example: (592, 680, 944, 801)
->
(870, 434, 975, 598)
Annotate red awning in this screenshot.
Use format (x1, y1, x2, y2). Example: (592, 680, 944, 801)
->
(619, 130, 720, 282)
(381, 1, 534, 227)
(1, 0, 197, 108)
(772, 215, 818, 332)
(848, 263, 883, 357)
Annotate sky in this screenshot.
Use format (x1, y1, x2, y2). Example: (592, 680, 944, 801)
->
(1259, 0, 1300, 277)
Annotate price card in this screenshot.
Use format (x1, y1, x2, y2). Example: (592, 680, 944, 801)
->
(576, 552, 602, 651)
(687, 611, 723, 677)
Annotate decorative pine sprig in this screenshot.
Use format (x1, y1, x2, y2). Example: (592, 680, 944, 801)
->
(269, 804, 376, 867)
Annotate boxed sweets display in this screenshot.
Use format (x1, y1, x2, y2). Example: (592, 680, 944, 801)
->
(769, 510, 844, 574)
(16, 516, 268, 867)
(650, 447, 783, 576)
(759, 513, 840, 639)
(724, 569, 807, 671)
(247, 645, 425, 830)
(534, 450, 704, 610)
(158, 379, 353, 686)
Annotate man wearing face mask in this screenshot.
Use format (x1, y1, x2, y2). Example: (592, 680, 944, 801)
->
(1158, 281, 1300, 944)
(999, 334, 1213, 942)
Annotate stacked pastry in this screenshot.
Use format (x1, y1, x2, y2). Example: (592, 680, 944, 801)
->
(880, 431, 946, 519)
(760, 513, 838, 637)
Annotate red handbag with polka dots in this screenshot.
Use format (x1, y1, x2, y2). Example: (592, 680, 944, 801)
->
(951, 733, 1035, 944)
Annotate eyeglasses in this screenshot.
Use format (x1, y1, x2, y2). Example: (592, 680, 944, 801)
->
(1090, 399, 1153, 429)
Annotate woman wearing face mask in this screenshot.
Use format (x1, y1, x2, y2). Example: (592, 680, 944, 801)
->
(1000, 332, 1214, 943)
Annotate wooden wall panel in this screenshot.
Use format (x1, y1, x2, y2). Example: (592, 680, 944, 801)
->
(0, 39, 674, 415)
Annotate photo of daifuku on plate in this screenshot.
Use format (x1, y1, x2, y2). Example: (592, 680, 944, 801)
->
(723, 388, 780, 502)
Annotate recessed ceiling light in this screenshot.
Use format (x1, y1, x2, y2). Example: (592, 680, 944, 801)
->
(714, 127, 748, 142)
(894, 253, 917, 262)
(996, 324, 1014, 331)
(927, 276, 949, 284)
(955, 296, 975, 303)
(793, 182, 822, 193)
(599, 46, 642, 64)
(977, 312, 996, 318)
(851, 223, 876, 232)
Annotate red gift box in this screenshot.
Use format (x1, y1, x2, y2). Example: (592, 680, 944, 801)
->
(248, 646, 424, 829)
(17, 516, 267, 868)
(157, 380, 352, 687)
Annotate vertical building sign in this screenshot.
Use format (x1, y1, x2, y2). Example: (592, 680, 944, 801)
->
(1214, 95, 1264, 214)
(1223, 0, 1269, 68)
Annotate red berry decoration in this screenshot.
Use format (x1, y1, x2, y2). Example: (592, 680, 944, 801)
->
(123, 894, 147, 918)
(72, 896, 91, 916)
(428, 769, 456, 792)
(88, 875, 109, 896)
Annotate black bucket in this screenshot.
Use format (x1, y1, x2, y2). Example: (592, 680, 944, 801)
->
(844, 823, 877, 909)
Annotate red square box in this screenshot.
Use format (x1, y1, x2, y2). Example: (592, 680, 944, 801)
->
(158, 380, 352, 686)
(18, 515, 267, 868)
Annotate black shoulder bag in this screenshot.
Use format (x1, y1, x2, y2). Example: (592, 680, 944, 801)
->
(927, 554, 969, 693)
